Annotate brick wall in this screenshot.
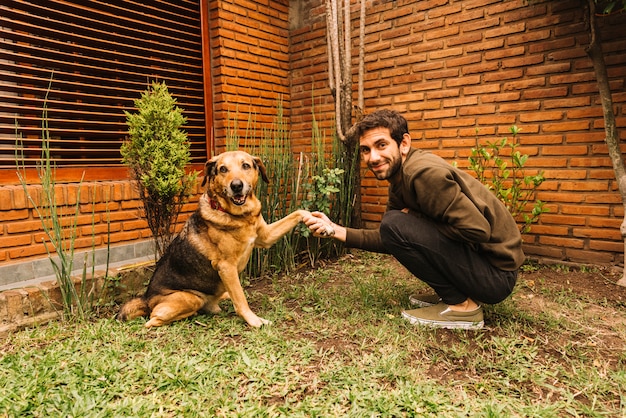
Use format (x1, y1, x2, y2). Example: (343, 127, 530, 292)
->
(208, 0, 291, 152)
(2, 0, 625, 276)
(289, 0, 626, 265)
(0, 180, 201, 267)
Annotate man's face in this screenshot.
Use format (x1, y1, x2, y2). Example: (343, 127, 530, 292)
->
(359, 127, 409, 180)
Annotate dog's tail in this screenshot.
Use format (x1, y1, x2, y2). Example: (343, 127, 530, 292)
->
(117, 297, 150, 321)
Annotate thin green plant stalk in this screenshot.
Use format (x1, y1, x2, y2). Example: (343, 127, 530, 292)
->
(16, 118, 87, 319)
(225, 98, 357, 275)
(14, 81, 104, 320)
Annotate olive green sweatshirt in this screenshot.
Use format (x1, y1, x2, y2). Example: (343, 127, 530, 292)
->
(345, 148, 525, 271)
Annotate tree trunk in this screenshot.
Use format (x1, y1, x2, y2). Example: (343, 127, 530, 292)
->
(585, 0, 626, 286)
(326, 0, 362, 228)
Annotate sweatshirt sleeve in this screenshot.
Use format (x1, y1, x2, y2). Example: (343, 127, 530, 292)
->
(344, 227, 389, 253)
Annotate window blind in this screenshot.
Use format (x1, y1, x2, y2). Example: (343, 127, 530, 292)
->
(0, 0, 207, 172)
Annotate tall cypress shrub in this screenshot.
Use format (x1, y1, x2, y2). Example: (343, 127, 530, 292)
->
(122, 82, 197, 258)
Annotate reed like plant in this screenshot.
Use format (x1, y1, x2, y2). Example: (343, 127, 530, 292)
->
(226, 100, 356, 276)
(15, 99, 102, 320)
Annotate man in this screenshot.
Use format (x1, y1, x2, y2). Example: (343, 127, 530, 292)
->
(303, 109, 524, 330)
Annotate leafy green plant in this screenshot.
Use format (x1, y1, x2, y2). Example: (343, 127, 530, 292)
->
(298, 103, 356, 265)
(122, 81, 198, 258)
(300, 167, 345, 227)
(468, 126, 547, 233)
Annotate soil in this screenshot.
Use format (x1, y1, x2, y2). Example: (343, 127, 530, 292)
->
(248, 252, 626, 366)
(517, 262, 626, 307)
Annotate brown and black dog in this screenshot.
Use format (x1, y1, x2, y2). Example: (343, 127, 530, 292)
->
(117, 151, 309, 328)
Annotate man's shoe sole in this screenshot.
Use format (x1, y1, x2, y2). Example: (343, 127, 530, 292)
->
(401, 304, 484, 330)
(401, 310, 484, 330)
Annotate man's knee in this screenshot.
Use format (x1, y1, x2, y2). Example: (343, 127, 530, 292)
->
(379, 210, 406, 246)
(380, 210, 437, 248)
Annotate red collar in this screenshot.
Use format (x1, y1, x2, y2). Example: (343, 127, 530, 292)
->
(209, 198, 226, 212)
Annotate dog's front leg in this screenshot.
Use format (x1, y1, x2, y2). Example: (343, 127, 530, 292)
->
(215, 261, 269, 327)
(255, 209, 309, 248)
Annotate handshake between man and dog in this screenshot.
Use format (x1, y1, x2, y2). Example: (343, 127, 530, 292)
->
(117, 151, 312, 328)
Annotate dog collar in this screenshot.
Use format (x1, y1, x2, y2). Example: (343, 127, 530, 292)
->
(209, 198, 226, 212)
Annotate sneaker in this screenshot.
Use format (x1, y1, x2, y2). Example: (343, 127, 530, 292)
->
(401, 303, 484, 330)
(408, 293, 441, 307)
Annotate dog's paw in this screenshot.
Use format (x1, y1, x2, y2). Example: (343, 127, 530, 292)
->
(246, 314, 272, 328)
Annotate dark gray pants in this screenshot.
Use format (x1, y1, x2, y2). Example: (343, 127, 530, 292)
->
(379, 210, 517, 305)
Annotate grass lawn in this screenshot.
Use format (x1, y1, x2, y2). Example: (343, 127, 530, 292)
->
(1, 251, 625, 417)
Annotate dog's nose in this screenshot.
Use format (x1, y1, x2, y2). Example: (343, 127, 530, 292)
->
(230, 179, 244, 193)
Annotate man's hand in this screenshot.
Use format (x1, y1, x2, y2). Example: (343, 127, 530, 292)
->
(303, 212, 335, 238)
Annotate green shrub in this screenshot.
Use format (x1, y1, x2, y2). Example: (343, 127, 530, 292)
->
(468, 126, 547, 233)
(122, 82, 198, 257)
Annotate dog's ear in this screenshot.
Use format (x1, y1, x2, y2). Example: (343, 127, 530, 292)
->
(253, 156, 269, 183)
(202, 157, 219, 187)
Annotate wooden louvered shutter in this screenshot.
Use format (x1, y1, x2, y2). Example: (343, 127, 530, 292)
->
(0, 0, 209, 182)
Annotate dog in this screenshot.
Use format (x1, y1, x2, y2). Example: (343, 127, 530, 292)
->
(117, 150, 309, 328)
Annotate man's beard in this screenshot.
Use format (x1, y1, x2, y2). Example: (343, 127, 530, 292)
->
(369, 155, 402, 180)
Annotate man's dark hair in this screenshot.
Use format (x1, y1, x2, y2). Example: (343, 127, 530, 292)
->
(353, 109, 409, 146)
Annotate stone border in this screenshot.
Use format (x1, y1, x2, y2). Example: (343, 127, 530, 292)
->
(0, 262, 153, 338)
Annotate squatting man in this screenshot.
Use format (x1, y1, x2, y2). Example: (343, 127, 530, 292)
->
(303, 109, 524, 330)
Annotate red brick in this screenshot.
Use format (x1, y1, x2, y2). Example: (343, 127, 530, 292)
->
(569, 157, 612, 167)
(563, 205, 610, 216)
(123, 219, 149, 231)
(542, 121, 591, 132)
(462, 17, 500, 32)
(423, 109, 457, 120)
(483, 69, 524, 82)
(466, 39, 505, 53)
(581, 241, 624, 255)
(522, 87, 568, 99)
(8, 242, 49, 259)
(0, 188, 14, 211)
(558, 180, 610, 192)
(456, 59, 500, 76)
(484, 46, 525, 60)
(1, 210, 29, 222)
(425, 89, 460, 99)
(538, 236, 585, 248)
(528, 225, 569, 236)
(485, 22, 526, 38)
(519, 111, 564, 122)
(508, 30, 551, 46)
(573, 227, 620, 240)
(542, 169, 587, 180)
(566, 248, 615, 263)
(426, 129, 461, 139)
(523, 243, 565, 259)
(106, 231, 142, 244)
(541, 145, 589, 156)
(503, 78, 546, 91)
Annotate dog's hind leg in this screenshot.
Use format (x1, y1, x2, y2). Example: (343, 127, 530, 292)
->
(145, 291, 205, 328)
(202, 291, 230, 314)
(117, 297, 150, 321)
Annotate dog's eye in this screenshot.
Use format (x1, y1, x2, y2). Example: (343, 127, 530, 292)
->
(242, 163, 251, 170)
(219, 166, 228, 174)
